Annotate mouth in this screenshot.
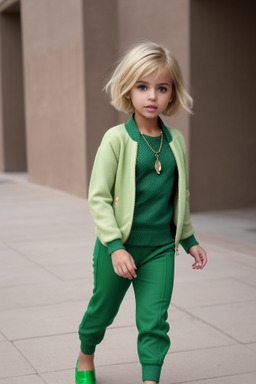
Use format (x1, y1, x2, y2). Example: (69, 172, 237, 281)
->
(145, 105, 158, 111)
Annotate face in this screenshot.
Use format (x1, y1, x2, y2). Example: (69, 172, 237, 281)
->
(127, 66, 173, 120)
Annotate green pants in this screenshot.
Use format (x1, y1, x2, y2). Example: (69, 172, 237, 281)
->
(78, 238, 175, 382)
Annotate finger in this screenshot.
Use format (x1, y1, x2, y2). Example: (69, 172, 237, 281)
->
(200, 253, 207, 269)
(114, 266, 122, 277)
(192, 258, 201, 270)
(121, 265, 133, 280)
(129, 256, 137, 271)
(115, 265, 128, 278)
(127, 259, 137, 278)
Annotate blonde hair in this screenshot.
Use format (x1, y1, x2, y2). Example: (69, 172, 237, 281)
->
(105, 42, 193, 116)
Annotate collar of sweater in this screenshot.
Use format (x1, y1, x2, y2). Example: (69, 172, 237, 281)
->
(124, 114, 173, 143)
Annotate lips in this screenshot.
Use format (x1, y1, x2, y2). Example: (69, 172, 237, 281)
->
(145, 105, 157, 111)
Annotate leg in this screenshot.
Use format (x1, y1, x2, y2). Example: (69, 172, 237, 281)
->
(78, 238, 131, 359)
(132, 243, 175, 383)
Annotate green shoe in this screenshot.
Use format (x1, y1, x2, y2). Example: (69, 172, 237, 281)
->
(75, 358, 96, 384)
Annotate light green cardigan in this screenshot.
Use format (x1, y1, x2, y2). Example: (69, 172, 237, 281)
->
(88, 118, 196, 254)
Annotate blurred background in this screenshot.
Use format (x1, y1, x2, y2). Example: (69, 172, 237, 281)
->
(0, 0, 255, 212)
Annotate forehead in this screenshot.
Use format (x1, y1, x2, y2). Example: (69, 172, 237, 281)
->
(138, 66, 172, 84)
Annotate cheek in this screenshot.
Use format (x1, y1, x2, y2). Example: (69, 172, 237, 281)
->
(160, 92, 172, 104)
(130, 91, 142, 103)
(166, 91, 173, 103)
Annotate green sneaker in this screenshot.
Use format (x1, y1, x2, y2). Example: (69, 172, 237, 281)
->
(75, 358, 96, 384)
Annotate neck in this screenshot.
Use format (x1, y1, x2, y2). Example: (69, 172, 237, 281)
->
(134, 113, 161, 136)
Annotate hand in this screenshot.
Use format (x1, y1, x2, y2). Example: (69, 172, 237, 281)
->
(111, 249, 137, 280)
(189, 244, 207, 270)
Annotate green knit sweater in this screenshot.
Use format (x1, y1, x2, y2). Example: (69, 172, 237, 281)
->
(107, 116, 198, 255)
(125, 131, 175, 245)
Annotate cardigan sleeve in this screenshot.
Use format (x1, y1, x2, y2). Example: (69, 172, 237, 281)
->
(176, 130, 199, 250)
(88, 132, 123, 246)
(180, 234, 199, 253)
(107, 239, 126, 256)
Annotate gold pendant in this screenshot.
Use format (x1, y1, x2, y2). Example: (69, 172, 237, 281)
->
(155, 158, 161, 174)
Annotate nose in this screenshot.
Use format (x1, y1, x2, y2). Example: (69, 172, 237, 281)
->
(148, 88, 156, 101)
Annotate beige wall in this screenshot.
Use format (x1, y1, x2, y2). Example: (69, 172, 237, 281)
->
(82, 0, 118, 185)
(190, 0, 256, 210)
(21, 0, 87, 197)
(0, 8, 26, 171)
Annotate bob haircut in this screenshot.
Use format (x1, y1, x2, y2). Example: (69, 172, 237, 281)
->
(105, 42, 193, 116)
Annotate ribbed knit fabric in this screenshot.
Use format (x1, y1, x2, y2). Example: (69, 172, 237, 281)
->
(80, 343, 96, 355)
(107, 238, 126, 255)
(125, 131, 176, 245)
(142, 364, 162, 382)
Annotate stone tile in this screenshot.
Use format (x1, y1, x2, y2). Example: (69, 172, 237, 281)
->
(217, 246, 256, 266)
(246, 342, 256, 353)
(45, 260, 94, 281)
(196, 233, 256, 262)
(162, 345, 256, 383)
(233, 266, 256, 288)
(14, 326, 138, 373)
(172, 278, 256, 309)
(0, 265, 59, 288)
(42, 365, 140, 384)
(41, 369, 75, 384)
(0, 375, 45, 384)
(188, 301, 256, 344)
(0, 342, 35, 379)
(0, 279, 93, 311)
(113, 304, 234, 358)
(0, 301, 88, 340)
(0, 244, 33, 268)
(93, 326, 138, 367)
(9, 239, 95, 266)
(185, 372, 256, 384)
(174, 249, 236, 283)
(1, 226, 88, 244)
(41, 346, 256, 384)
(0, 332, 6, 342)
(168, 308, 235, 352)
(191, 208, 256, 246)
(14, 334, 78, 373)
(175, 244, 256, 286)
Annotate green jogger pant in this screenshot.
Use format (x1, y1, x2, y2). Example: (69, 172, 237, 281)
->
(78, 238, 175, 382)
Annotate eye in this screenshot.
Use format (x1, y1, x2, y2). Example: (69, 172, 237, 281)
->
(158, 86, 167, 93)
(138, 85, 147, 91)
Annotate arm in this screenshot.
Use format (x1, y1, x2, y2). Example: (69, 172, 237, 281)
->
(88, 132, 122, 245)
(178, 132, 208, 269)
(89, 132, 137, 278)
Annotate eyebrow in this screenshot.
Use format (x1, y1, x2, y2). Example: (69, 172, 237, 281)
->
(136, 80, 171, 86)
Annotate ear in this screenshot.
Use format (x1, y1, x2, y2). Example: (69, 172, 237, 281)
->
(125, 91, 131, 100)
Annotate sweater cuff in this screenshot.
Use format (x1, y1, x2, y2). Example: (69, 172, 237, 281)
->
(180, 234, 199, 253)
(107, 239, 126, 256)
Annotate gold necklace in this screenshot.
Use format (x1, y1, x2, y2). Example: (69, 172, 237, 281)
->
(140, 131, 163, 174)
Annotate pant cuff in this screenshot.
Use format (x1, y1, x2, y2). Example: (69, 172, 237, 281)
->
(80, 342, 96, 355)
(142, 364, 162, 382)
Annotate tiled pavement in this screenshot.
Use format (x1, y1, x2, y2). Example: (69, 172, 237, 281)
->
(0, 172, 256, 384)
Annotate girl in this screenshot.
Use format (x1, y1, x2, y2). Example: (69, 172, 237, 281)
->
(75, 42, 207, 384)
